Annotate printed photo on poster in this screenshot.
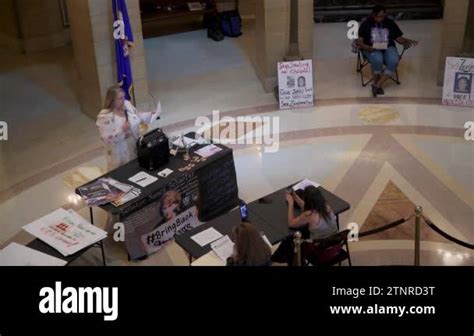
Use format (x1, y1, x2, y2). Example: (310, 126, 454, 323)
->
(122, 172, 201, 259)
(153, 190, 182, 229)
(442, 57, 474, 107)
(297, 76, 306, 88)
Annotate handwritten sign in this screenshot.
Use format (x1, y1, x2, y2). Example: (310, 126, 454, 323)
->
(442, 57, 474, 107)
(278, 60, 314, 109)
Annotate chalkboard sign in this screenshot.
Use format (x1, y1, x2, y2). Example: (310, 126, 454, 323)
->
(196, 151, 239, 221)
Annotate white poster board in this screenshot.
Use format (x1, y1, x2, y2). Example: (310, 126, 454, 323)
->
(442, 57, 474, 107)
(278, 60, 314, 109)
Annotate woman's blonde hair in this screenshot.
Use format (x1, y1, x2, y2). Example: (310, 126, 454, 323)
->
(103, 86, 124, 110)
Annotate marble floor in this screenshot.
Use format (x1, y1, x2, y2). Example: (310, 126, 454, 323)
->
(0, 20, 472, 266)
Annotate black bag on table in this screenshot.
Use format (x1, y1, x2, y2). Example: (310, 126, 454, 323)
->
(136, 128, 169, 171)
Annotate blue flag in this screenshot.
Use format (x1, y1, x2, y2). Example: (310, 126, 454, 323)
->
(112, 0, 134, 101)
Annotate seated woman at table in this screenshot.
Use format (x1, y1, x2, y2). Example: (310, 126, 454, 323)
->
(226, 222, 272, 266)
(97, 86, 160, 171)
(271, 186, 338, 265)
(287, 186, 338, 240)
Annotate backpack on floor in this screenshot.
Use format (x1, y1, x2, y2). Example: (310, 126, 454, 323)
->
(220, 10, 242, 37)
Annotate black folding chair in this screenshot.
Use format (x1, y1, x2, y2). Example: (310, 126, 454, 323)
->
(353, 40, 408, 87)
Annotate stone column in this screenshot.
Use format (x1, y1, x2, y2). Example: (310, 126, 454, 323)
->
(437, 0, 470, 85)
(67, 0, 151, 119)
(254, 0, 313, 93)
(297, 0, 313, 60)
(255, 0, 290, 93)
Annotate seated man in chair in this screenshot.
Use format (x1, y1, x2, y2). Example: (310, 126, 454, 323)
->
(356, 5, 418, 97)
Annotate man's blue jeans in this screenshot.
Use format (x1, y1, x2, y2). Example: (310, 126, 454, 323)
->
(362, 46, 400, 76)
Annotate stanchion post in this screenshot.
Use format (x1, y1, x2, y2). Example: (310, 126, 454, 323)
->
(414, 206, 423, 266)
(293, 231, 303, 266)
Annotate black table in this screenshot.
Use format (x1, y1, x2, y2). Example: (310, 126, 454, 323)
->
(174, 184, 350, 263)
(76, 143, 239, 260)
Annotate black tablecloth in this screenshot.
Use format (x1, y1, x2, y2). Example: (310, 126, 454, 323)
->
(75, 143, 239, 259)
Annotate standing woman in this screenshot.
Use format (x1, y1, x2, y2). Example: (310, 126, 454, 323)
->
(97, 86, 159, 171)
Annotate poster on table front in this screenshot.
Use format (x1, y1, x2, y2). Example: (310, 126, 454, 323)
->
(123, 171, 202, 259)
(442, 57, 474, 107)
(278, 60, 314, 109)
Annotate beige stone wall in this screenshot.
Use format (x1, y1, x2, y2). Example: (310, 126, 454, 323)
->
(255, 0, 290, 92)
(239, 0, 256, 19)
(67, 0, 102, 119)
(437, 0, 470, 85)
(0, 0, 21, 51)
(15, 0, 69, 52)
(67, 0, 150, 119)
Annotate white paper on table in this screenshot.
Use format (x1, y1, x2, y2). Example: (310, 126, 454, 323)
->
(191, 227, 223, 247)
(211, 235, 234, 262)
(195, 144, 222, 158)
(292, 179, 320, 191)
(157, 168, 173, 178)
(128, 171, 158, 187)
(0, 242, 67, 266)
